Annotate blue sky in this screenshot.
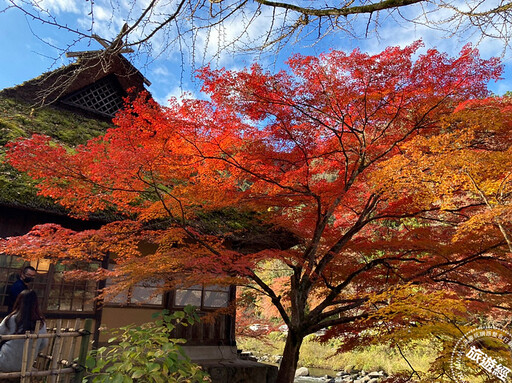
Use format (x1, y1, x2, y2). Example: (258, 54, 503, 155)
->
(0, 0, 510, 106)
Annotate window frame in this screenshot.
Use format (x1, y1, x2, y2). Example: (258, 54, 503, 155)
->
(173, 284, 232, 310)
(103, 265, 166, 308)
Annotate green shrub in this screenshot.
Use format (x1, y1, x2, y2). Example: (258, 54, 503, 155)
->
(84, 307, 211, 383)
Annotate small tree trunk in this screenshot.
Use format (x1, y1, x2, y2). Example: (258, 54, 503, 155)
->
(276, 331, 304, 383)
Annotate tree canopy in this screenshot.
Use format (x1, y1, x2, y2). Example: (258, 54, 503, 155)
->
(375, 96, 512, 303)
(2, 42, 511, 382)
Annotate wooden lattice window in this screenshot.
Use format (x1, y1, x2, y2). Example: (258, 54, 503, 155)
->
(60, 75, 125, 117)
(0, 255, 27, 307)
(46, 261, 99, 313)
(0, 256, 99, 314)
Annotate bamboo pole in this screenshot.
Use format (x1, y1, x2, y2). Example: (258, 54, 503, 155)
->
(73, 319, 92, 383)
(58, 320, 71, 383)
(63, 319, 81, 383)
(20, 330, 30, 383)
(0, 332, 82, 341)
(57, 320, 68, 383)
(0, 367, 75, 378)
(28, 321, 41, 381)
(48, 319, 63, 383)
(59, 320, 71, 383)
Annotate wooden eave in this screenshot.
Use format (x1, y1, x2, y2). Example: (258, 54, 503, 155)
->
(0, 53, 149, 109)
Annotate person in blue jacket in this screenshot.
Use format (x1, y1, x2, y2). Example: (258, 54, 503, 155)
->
(6, 266, 36, 313)
(0, 289, 48, 372)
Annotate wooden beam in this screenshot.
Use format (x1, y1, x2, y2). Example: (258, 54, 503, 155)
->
(66, 50, 103, 57)
(92, 34, 110, 48)
(66, 48, 134, 58)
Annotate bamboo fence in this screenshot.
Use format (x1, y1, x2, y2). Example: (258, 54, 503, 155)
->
(0, 318, 92, 383)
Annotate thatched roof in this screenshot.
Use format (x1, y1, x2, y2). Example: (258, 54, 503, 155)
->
(0, 53, 148, 220)
(0, 54, 149, 119)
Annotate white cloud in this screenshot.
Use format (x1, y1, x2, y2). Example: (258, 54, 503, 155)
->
(153, 85, 200, 106)
(316, 1, 511, 69)
(35, 0, 81, 14)
(350, 1, 511, 63)
(93, 5, 116, 22)
(41, 36, 59, 47)
(493, 81, 510, 95)
(152, 66, 170, 77)
(192, 5, 287, 66)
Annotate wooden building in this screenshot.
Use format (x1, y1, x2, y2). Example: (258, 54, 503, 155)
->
(0, 50, 277, 382)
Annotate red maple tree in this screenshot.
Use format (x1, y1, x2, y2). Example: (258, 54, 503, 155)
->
(3, 42, 508, 382)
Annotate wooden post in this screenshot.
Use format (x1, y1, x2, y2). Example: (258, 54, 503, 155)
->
(74, 318, 92, 383)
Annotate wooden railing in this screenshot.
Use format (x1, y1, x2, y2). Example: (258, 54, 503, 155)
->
(0, 318, 92, 383)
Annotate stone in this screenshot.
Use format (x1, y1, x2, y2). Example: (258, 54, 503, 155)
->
(239, 351, 257, 361)
(368, 371, 383, 378)
(344, 365, 355, 374)
(368, 379, 379, 383)
(295, 377, 334, 383)
(295, 367, 310, 377)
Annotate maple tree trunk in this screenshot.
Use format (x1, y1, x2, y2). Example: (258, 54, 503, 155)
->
(276, 331, 304, 383)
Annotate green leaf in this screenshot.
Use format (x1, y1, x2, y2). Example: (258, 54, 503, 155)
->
(147, 363, 160, 372)
(184, 305, 195, 315)
(85, 357, 96, 369)
(131, 369, 144, 379)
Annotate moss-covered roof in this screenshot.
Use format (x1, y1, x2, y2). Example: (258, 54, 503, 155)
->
(0, 95, 111, 214)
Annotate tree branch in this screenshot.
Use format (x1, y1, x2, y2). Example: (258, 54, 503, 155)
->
(253, 0, 424, 18)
